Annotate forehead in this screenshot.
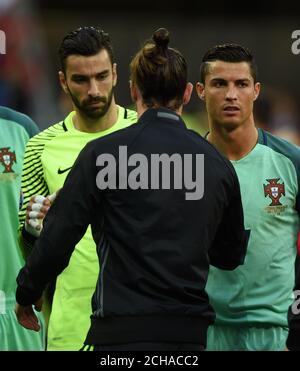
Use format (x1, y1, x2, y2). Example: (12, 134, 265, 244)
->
(206, 61, 252, 81)
(65, 49, 112, 75)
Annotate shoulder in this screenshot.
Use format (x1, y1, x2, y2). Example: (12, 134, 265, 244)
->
(259, 128, 300, 174)
(88, 121, 141, 151)
(26, 120, 66, 147)
(0, 106, 39, 138)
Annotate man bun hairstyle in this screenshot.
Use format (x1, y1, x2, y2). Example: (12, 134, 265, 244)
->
(153, 27, 170, 50)
(130, 27, 188, 110)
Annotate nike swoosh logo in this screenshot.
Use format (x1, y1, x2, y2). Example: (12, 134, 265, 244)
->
(57, 166, 72, 174)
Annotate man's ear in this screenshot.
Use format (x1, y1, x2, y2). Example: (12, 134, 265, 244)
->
(183, 82, 193, 105)
(130, 80, 138, 102)
(59, 71, 68, 93)
(112, 63, 117, 87)
(253, 82, 260, 101)
(196, 82, 205, 101)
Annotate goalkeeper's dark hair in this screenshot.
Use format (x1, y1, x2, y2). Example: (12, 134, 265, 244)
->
(58, 26, 114, 73)
(200, 43, 258, 84)
(130, 27, 188, 110)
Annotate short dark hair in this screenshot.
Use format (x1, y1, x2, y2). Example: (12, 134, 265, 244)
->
(200, 43, 258, 83)
(130, 28, 188, 110)
(58, 26, 114, 73)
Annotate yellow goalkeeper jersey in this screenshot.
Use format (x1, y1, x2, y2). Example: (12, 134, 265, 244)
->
(19, 106, 137, 350)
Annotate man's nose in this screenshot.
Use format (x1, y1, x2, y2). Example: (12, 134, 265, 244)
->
(225, 85, 238, 100)
(88, 79, 100, 97)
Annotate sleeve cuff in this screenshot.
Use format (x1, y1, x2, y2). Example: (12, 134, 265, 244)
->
(16, 285, 41, 306)
(16, 268, 43, 306)
(22, 225, 38, 247)
(286, 329, 300, 351)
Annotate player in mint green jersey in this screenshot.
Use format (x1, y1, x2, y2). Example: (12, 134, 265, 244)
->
(196, 44, 300, 351)
(18, 27, 137, 351)
(0, 106, 45, 350)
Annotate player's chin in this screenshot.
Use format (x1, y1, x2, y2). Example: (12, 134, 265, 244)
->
(219, 119, 242, 131)
(85, 108, 106, 119)
(223, 116, 241, 122)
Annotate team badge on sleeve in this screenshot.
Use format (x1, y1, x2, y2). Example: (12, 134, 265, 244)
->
(0, 147, 16, 173)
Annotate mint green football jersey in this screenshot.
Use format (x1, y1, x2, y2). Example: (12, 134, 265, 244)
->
(19, 106, 137, 350)
(206, 128, 300, 327)
(0, 106, 45, 350)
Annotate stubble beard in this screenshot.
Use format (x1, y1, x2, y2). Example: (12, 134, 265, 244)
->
(68, 85, 114, 120)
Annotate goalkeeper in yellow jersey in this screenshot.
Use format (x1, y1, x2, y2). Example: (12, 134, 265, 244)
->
(18, 26, 137, 351)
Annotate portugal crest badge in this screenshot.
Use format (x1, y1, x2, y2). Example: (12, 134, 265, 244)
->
(263, 178, 287, 214)
(264, 178, 285, 206)
(0, 147, 16, 173)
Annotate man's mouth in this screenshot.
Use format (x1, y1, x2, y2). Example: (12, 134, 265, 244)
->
(223, 106, 240, 111)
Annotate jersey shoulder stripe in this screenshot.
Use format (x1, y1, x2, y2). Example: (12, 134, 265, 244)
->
(19, 121, 66, 225)
(28, 122, 66, 144)
(22, 121, 65, 175)
(259, 128, 300, 178)
(258, 128, 300, 213)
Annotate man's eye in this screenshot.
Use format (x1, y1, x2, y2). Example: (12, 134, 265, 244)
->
(214, 82, 224, 87)
(97, 74, 108, 80)
(73, 77, 86, 83)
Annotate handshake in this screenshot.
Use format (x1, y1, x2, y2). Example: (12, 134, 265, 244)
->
(25, 192, 58, 237)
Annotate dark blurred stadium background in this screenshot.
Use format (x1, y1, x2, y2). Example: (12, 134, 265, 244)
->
(1, 0, 300, 142)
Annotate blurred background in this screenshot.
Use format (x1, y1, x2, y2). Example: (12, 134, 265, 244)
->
(0, 0, 300, 143)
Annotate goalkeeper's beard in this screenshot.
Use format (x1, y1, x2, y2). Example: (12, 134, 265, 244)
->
(67, 85, 114, 120)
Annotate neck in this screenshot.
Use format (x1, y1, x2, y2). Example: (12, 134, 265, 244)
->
(72, 98, 118, 133)
(135, 100, 182, 118)
(207, 116, 258, 160)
